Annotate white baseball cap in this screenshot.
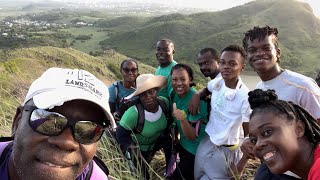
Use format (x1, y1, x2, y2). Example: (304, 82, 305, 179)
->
(23, 67, 116, 128)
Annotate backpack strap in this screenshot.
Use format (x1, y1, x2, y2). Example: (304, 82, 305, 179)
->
(113, 81, 120, 105)
(133, 97, 172, 134)
(84, 156, 109, 180)
(156, 97, 173, 127)
(0, 141, 13, 166)
(133, 103, 145, 134)
(92, 156, 109, 175)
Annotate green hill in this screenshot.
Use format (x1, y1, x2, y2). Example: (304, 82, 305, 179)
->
(0, 46, 155, 134)
(99, 0, 320, 80)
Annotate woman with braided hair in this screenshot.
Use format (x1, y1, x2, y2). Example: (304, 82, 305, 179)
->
(248, 89, 320, 180)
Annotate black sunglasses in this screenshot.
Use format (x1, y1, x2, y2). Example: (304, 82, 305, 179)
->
(24, 105, 107, 144)
(122, 68, 138, 74)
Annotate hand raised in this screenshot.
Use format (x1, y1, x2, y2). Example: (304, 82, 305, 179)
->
(173, 103, 186, 121)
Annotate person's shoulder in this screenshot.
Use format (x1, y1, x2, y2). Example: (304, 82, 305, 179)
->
(284, 70, 319, 88)
(238, 79, 250, 94)
(309, 145, 320, 180)
(208, 77, 223, 89)
(284, 70, 313, 82)
(89, 158, 109, 179)
(171, 60, 178, 65)
(158, 96, 169, 104)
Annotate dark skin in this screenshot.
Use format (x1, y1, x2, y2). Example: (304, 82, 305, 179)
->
(9, 99, 106, 180)
(171, 68, 198, 140)
(246, 35, 282, 81)
(189, 51, 250, 176)
(219, 51, 250, 176)
(139, 88, 159, 113)
(197, 51, 220, 79)
(188, 51, 220, 114)
(109, 60, 138, 113)
(249, 112, 313, 179)
(242, 34, 320, 162)
(155, 40, 175, 67)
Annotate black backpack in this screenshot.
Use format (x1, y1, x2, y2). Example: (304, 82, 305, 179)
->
(132, 97, 172, 134)
(115, 96, 172, 134)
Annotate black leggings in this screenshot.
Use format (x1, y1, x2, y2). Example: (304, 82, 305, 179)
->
(169, 145, 195, 180)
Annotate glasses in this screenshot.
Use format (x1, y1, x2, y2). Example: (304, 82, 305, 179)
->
(122, 68, 138, 74)
(24, 105, 107, 144)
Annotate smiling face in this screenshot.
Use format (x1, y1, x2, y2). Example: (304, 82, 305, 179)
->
(197, 51, 219, 79)
(121, 60, 139, 83)
(246, 35, 281, 77)
(219, 51, 244, 84)
(249, 111, 301, 175)
(171, 68, 191, 97)
(11, 99, 105, 180)
(155, 40, 175, 67)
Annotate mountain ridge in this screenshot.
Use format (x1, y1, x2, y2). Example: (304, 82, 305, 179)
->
(99, 0, 320, 80)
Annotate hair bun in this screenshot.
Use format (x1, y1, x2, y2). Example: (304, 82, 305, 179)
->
(248, 89, 278, 109)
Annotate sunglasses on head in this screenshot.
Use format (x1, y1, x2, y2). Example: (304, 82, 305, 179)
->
(24, 105, 107, 144)
(122, 68, 138, 74)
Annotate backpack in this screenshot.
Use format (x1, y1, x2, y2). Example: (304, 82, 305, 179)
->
(0, 137, 109, 180)
(117, 96, 172, 134)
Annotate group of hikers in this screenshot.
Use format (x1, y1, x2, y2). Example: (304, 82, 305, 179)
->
(0, 24, 320, 180)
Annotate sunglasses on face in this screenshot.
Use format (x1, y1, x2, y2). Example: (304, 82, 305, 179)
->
(24, 105, 107, 144)
(122, 68, 138, 74)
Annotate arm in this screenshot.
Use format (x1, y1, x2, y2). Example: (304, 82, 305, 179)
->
(116, 125, 134, 151)
(108, 85, 116, 113)
(109, 102, 116, 114)
(117, 107, 139, 150)
(173, 103, 197, 140)
(242, 122, 249, 137)
(188, 87, 211, 115)
(235, 154, 250, 177)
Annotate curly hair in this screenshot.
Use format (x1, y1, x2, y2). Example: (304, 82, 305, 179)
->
(248, 89, 320, 147)
(242, 25, 279, 52)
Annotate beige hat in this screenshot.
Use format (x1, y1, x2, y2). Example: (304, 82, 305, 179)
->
(125, 74, 167, 99)
(23, 67, 116, 128)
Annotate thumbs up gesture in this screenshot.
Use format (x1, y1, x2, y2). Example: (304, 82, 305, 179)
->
(173, 103, 187, 122)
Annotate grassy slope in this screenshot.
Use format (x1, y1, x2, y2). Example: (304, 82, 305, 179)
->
(0, 46, 156, 135)
(0, 46, 162, 179)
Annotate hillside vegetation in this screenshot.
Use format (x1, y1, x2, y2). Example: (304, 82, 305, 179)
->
(2, 0, 319, 83)
(100, 0, 320, 79)
(0, 46, 155, 135)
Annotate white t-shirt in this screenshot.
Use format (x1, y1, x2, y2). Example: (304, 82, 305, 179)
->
(256, 69, 320, 119)
(206, 77, 251, 145)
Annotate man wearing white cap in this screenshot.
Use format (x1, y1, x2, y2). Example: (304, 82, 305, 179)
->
(0, 67, 115, 180)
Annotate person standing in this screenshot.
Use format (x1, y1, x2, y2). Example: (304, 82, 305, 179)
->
(108, 59, 139, 122)
(169, 64, 209, 180)
(194, 45, 251, 179)
(197, 47, 220, 79)
(241, 25, 320, 179)
(155, 39, 178, 100)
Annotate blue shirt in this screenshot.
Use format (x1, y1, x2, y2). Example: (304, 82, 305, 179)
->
(108, 81, 137, 111)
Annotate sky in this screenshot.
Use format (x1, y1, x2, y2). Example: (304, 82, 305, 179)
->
(56, 0, 319, 17)
(157, 0, 319, 17)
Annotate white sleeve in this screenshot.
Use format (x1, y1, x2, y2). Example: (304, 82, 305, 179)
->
(241, 97, 252, 123)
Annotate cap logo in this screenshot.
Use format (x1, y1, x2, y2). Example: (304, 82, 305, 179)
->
(65, 70, 103, 99)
